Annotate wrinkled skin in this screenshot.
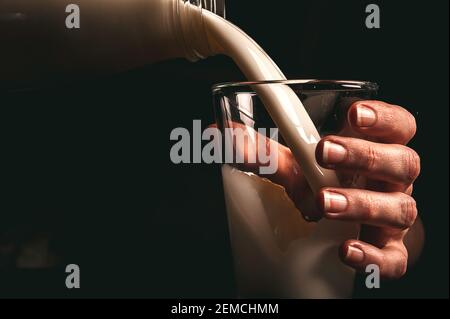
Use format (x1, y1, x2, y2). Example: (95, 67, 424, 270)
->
(215, 100, 424, 279)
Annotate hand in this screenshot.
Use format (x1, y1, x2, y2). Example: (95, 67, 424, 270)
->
(218, 100, 423, 279)
(315, 100, 422, 279)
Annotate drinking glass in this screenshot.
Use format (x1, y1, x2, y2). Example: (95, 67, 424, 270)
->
(212, 80, 378, 298)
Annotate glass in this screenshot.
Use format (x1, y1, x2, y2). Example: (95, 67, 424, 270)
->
(212, 79, 378, 298)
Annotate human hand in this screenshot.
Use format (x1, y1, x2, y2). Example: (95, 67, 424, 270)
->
(217, 100, 422, 279)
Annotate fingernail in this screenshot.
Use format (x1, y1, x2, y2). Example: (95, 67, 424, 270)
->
(322, 141, 347, 164)
(346, 245, 365, 263)
(323, 191, 348, 213)
(356, 105, 377, 127)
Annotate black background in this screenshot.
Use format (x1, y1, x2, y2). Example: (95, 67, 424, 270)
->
(0, 0, 448, 298)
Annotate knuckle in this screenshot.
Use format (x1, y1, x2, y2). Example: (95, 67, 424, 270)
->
(361, 193, 377, 221)
(394, 254, 408, 279)
(363, 145, 378, 172)
(399, 195, 418, 229)
(395, 105, 418, 140)
(403, 148, 421, 184)
(383, 248, 408, 279)
(407, 113, 418, 139)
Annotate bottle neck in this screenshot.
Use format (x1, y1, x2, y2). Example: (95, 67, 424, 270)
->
(174, 0, 226, 61)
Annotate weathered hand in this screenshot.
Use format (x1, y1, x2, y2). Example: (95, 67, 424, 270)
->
(314, 100, 421, 279)
(217, 100, 423, 279)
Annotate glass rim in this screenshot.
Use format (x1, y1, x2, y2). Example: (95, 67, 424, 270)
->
(212, 79, 379, 92)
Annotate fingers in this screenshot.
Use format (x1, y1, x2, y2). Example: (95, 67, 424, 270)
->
(340, 240, 408, 279)
(347, 101, 417, 144)
(210, 122, 321, 220)
(213, 121, 296, 183)
(317, 188, 418, 229)
(319, 186, 417, 279)
(316, 135, 421, 185)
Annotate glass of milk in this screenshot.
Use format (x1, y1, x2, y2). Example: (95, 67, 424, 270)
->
(212, 79, 378, 299)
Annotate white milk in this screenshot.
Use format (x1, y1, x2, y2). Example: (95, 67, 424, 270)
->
(202, 9, 340, 193)
(222, 165, 357, 298)
(201, 10, 359, 297)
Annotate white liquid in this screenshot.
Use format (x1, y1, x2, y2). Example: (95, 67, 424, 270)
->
(202, 10, 339, 193)
(199, 8, 360, 298)
(222, 165, 357, 298)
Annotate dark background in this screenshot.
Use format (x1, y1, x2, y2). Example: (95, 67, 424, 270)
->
(0, 0, 448, 298)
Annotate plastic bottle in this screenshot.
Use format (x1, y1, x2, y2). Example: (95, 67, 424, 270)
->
(0, 0, 225, 86)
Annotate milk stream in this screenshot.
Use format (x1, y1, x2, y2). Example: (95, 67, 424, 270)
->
(2, 0, 341, 196)
(202, 9, 340, 194)
(202, 9, 359, 298)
